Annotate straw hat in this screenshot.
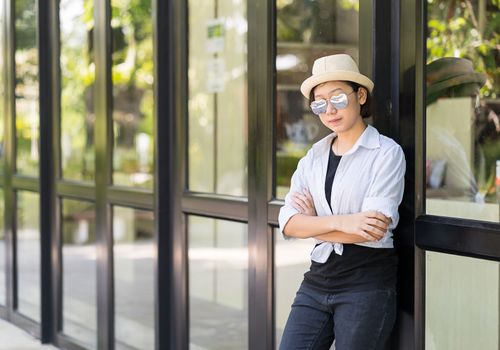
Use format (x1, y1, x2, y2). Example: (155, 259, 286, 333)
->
(426, 57, 486, 105)
(300, 54, 374, 98)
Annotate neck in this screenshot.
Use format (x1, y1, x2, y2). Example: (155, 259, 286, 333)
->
(335, 119, 367, 154)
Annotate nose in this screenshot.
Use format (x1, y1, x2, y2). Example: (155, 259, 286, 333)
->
(326, 100, 337, 114)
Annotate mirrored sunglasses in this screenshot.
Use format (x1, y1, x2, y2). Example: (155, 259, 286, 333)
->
(310, 91, 355, 115)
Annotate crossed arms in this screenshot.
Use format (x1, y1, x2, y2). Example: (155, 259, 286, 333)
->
(283, 189, 392, 244)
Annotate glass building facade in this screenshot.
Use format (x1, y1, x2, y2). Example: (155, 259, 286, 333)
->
(0, 1, 498, 349)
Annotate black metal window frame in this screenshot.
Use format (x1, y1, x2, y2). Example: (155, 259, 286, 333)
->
(0, 0, 10, 323)
(1, 0, 43, 339)
(167, 1, 408, 350)
(410, 1, 500, 350)
(0, 1, 423, 350)
(414, 0, 500, 260)
(1, 0, 156, 349)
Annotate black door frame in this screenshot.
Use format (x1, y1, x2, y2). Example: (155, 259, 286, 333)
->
(408, 1, 500, 350)
(0, 0, 412, 348)
(164, 0, 417, 349)
(4, 0, 487, 349)
(1, 1, 156, 349)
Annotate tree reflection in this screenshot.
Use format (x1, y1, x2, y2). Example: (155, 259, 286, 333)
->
(15, 0, 39, 175)
(112, 0, 154, 188)
(60, 0, 95, 181)
(426, 0, 500, 203)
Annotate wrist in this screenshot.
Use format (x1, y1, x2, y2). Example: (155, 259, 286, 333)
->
(329, 214, 344, 232)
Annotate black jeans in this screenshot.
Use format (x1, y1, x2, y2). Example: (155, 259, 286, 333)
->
(279, 283, 396, 350)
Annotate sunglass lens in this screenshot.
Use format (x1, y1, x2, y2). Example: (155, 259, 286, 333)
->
(330, 93, 348, 109)
(310, 99, 327, 115)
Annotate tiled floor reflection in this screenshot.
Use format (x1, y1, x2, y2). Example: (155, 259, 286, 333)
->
(190, 297, 247, 350)
(188, 217, 248, 350)
(0, 319, 57, 349)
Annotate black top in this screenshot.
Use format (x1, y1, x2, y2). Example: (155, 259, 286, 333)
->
(303, 138, 398, 293)
(324, 143, 342, 212)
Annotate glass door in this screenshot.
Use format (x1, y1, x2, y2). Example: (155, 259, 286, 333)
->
(273, 0, 362, 346)
(186, 1, 249, 348)
(420, 1, 500, 349)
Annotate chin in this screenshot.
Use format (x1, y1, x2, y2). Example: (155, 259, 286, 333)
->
(330, 125, 345, 134)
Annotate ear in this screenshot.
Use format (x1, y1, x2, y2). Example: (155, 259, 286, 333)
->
(357, 87, 368, 105)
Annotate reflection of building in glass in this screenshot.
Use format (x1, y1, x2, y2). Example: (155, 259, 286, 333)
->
(425, 3, 500, 350)
(188, 0, 248, 197)
(426, 57, 499, 206)
(275, 0, 359, 198)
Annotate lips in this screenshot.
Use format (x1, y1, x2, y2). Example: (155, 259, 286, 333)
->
(329, 118, 342, 124)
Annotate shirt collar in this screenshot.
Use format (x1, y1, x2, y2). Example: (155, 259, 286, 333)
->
(313, 124, 381, 158)
(343, 124, 381, 156)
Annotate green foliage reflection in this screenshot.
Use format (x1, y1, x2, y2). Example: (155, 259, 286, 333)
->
(60, 0, 95, 181)
(427, 0, 500, 97)
(426, 0, 500, 202)
(15, 0, 39, 175)
(112, 0, 154, 188)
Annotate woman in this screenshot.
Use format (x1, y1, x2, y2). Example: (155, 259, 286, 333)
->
(278, 54, 406, 350)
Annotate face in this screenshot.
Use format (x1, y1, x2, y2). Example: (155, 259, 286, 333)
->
(311, 81, 367, 134)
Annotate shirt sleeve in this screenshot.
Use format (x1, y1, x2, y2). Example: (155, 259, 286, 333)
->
(361, 145, 406, 230)
(278, 149, 313, 239)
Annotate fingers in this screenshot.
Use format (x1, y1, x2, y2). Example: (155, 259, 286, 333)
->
(292, 191, 313, 207)
(303, 188, 314, 203)
(291, 192, 310, 211)
(290, 193, 308, 212)
(365, 211, 391, 224)
(354, 227, 383, 242)
(340, 211, 391, 242)
(366, 218, 388, 232)
(291, 193, 308, 208)
(356, 230, 376, 241)
(291, 190, 316, 216)
(359, 211, 390, 241)
(362, 224, 385, 240)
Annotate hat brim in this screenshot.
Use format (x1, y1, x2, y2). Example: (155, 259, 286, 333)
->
(300, 70, 374, 98)
(426, 72, 486, 97)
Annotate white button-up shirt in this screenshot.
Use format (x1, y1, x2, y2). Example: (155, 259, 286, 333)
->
(278, 125, 406, 263)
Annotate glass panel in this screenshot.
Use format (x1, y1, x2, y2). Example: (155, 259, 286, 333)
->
(274, 228, 315, 348)
(188, 216, 248, 349)
(61, 199, 96, 349)
(60, 0, 95, 181)
(0, 190, 5, 306)
(426, 251, 499, 349)
(111, 1, 154, 188)
(188, 0, 248, 196)
(275, 0, 360, 198)
(425, 1, 500, 222)
(0, 3, 5, 175)
(113, 207, 154, 350)
(17, 191, 40, 321)
(15, 0, 39, 176)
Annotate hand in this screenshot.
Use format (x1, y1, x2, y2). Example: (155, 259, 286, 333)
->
(336, 211, 391, 241)
(290, 189, 317, 216)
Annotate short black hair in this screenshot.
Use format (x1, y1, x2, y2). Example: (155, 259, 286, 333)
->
(309, 81, 373, 119)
